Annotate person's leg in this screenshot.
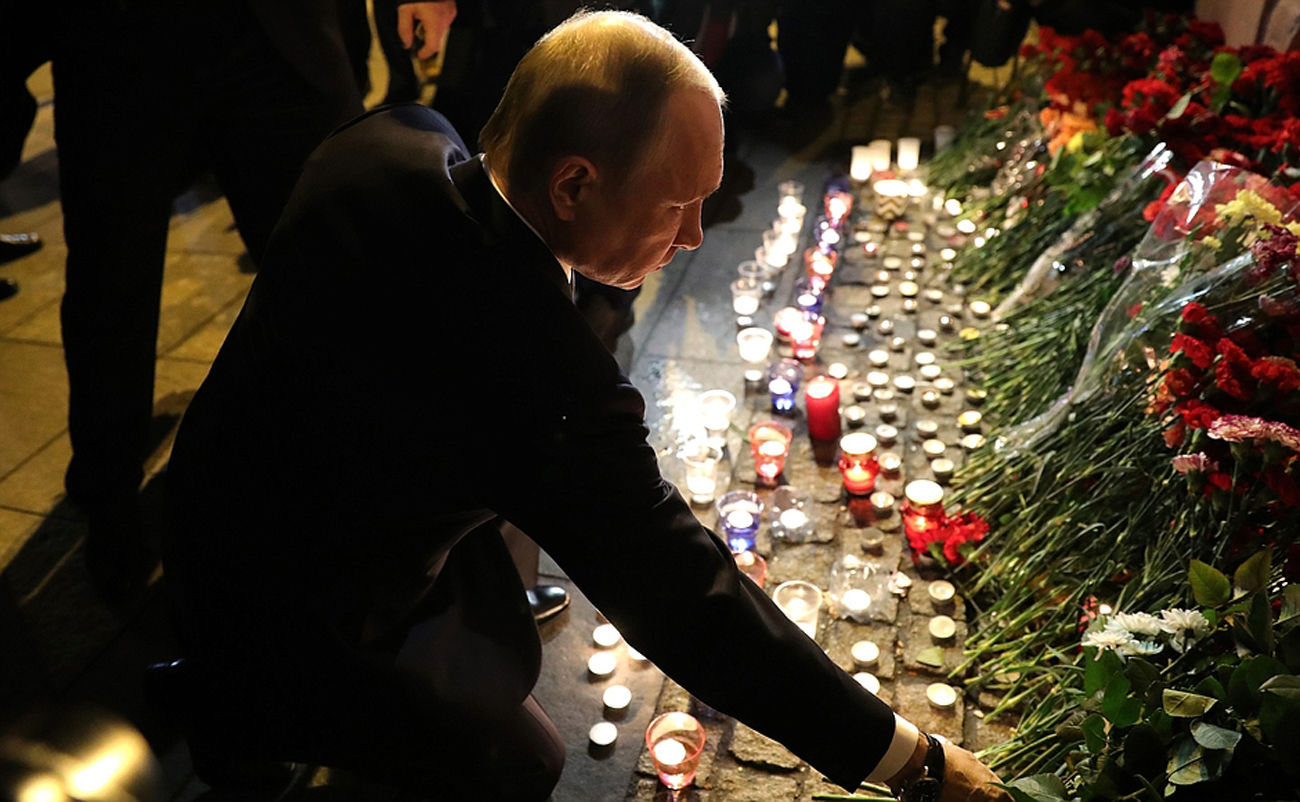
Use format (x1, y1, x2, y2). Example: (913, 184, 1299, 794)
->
(373, 0, 422, 104)
(335, 0, 375, 98)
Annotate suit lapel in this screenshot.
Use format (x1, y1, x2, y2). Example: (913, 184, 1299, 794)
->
(449, 156, 573, 302)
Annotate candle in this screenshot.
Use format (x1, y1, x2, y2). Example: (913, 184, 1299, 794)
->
(588, 652, 617, 678)
(939, 247, 957, 262)
(736, 327, 774, 363)
(878, 403, 898, 423)
(920, 364, 942, 380)
(956, 219, 977, 235)
(871, 284, 890, 298)
(902, 480, 945, 543)
(854, 672, 881, 695)
(841, 588, 871, 613)
(961, 433, 987, 451)
(966, 388, 988, 405)
(749, 421, 792, 487)
(922, 439, 946, 458)
(865, 305, 882, 318)
(938, 314, 954, 332)
(958, 410, 983, 432)
(852, 382, 873, 401)
(899, 281, 919, 298)
(850, 145, 873, 181)
(901, 299, 919, 314)
(779, 180, 805, 205)
(881, 255, 904, 270)
(868, 139, 891, 171)
(869, 349, 890, 368)
(870, 491, 894, 515)
(590, 721, 619, 746)
(646, 713, 705, 790)
(851, 640, 880, 667)
(929, 615, 957, 641)
(921, 390, 940, 409)
(653, 738, 687, 766)
(877, 319, 895, 335)
(934, 377, 955, 394)
(914, 352, 936, 366)
(805, 375, 842, 441)
(872, 179, 911, 221)
(603, 684, 632, 711)
(717, 489, 763, 551)
(731, 278, 761, 316)
(875, 424, 898, 447)
(927, 683, 958, 709)
(773, 580, 822, 638)
(916, 419, 938, 436)
(969, 300, 991, 319)
(893, 375, 915, 393)
(790, 315, 825, 360)
(896, 137, 920, 171)
(779, 508, 809, 530)
(733, 549, 768, 586)
(867, 371, 890, 389)
(890, 336, 906, 352)
(931, 458, 955, 483)
(928, 580, 956, 606)
(924, 289, 944, 304)
(828, 362, 849, 380)
(769, 378, 794, 410)
(911, 242, 925, 254)
(839, 432, 879, 495)
(878, 452, 902, 476)
(773, 307, 804, 341)
(850, 312, 869, 329)
(698, 390, 735, 434)
(844, 405, 867, 427)
(842, 332, 861, 347)
(593, 624, 622, 648)
(628, 646, 648, 662)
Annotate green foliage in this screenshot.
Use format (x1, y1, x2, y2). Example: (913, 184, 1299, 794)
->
(1189, 560, 1230, 607)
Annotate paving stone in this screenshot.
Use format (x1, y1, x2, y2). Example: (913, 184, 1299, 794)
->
(972, 711, 1018, 753)
(766, 542, 838, 595)
(712, 767, 802, 802)
(824, 620, 897, 680)
(730, 723, 803, 771)
(907, 581, 968, 622)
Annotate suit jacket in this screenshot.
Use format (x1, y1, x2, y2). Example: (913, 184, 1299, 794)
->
(164, 104, 895, 790)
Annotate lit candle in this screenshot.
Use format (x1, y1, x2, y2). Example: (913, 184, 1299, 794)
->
(924, 289, 944, 304)
(927, 682, 958, 709)
(921, 390, 940, 409)
(871, 284, 890, 298)
(850, 145, 873, 181)
(893, 375, 915, 393)
(773, 307, 804, 342)
(870, 491, 894, 515)
(828, 362, 849, 380)
(749, 421, 792, 487)
(851, 640, 879, 667)
(966, 388, 988, 405)
(733, 549, 768, 587)
(839, 432, 879, 495)
(805, 375, 842, 441)
(916, 419, 939, 436)
(841, 588, 871, 614)
(790, 315, 825, 360)
(934, 377, 955, 394)
(867, 371, 890, 388)
(939, 247, 957, 262)
(854, 672, 881, 695)
(902, 480, 945, 543)
(769, 377, 794, 410)
(944, 198, 962, 217)
(919, 364, 942, 380)
(717, 488, 763, 551)
(890, 336, 906, 352)
(931, 458, 955, 483)
(878, 403, 898, 422)
(911, 241, 925, 253)
(844, 405, 867, 427)
(938, 314, 954, 332)
(852, 382, 873, 401)
(872, 179, 911, 221)
(958, 410, 983, 433)
(868, 139, 891, 171)
(593, 624, 622, 648)
(881, 256, 904, 270)
(736, 327, 774, 363)
(961, 433, 987, 451)
(896, 137, 920, 171)
(869, 349, 890, 368)
(914, 352, 936, 366)
(850, 313, 869, 329)
(878, 452, 902, 476)
(956, 219, 977, 235)
(842, 332, 861, 347)
(899, 281, 919, 298)
(603, 684, 632, 711)
(877, 319, 895, 335)
(875, 424, 898, 447)
(922, 439, 946, 458)
(969, 300, 991, 319)
(779, 508, 809, 530)
(901, 299, 918, 314)
(588, 652, 617, 678)
(928, 580, 956, 606)
(653, 738, 688, 766)
(590, 721, 619, 746)
(865, 305, 882, 318)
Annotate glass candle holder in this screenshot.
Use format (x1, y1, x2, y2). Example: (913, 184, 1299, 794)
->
(645, 712, 706, 791)
(788, 314, 825, 361)
(697, 389, 736, 441)
(902, 480, 946, 543)
(825, 190, 853, 225)
(736, 328, 773, 378)
(678, 439, 722, 506)
(769, 486, 816, 543)
(730, 276, 762, 316)
(850, 145, 873, 182)
(772, 306, 803, 343)
(872, 179, 911, 222)
(868, 139, 891, 171)
(896, 136, 921, 171)
(804, 375, 841, 441)
(772, 580, 822, 638)
(748, 420, 792, 486)
(777, 199, 807, 228)
(715, 489, 762, 552)
(737, 259, 775, 295)
(732, 549, 769, 587)
(829, 553, 889, 623)
(761, 229, 790, 268)
(778, 180, 804, 206)
(767, 360, 802, 413)
(838, 432, 880, 495)
(804, 247, 837, 289)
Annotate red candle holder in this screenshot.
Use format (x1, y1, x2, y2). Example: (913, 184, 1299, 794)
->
(749, 420, 792, 486)
(789, 315, 825, 361)
(805, 250, 836, 290)
(805, 375, 841, 441)
(773, 306, 804, 343)
(901, 480, 946, 540)
(838, 433, 879, 495)
(825, 190, 853, 224)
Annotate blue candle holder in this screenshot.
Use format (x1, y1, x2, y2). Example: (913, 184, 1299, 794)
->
(793, 277, 823, 315)
(716, 490, 763, 552)
(767, 359, 802, 413)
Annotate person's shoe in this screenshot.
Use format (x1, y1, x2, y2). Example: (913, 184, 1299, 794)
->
(144, 660, 313, 800)
(0, 232, 42, 265)
(527, 585, 570, 625)
(0, 277, 16, 301)
(83, 500, 152, 605)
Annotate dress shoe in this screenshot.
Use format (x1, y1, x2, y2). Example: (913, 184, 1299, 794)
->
(527, 585, 570, 625)
(0, 277, 16, 301)
(0, 232, 41, 265)
(144, 660, 314, 800)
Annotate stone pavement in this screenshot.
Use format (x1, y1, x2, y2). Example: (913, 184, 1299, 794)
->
(0, 55, 999, 801)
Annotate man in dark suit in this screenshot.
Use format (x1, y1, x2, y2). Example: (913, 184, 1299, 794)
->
(49, 0, 455, 598)
(162, 11, 1008, 801)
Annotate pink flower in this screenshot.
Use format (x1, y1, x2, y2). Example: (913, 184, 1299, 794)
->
(1208, 414, 1273, 442)
(1266, 421, 1300, 452)
(1172, 453, 1218, 473)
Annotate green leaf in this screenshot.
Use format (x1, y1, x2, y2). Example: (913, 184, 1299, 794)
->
(1209, 51, 1244, 113)
(1122, 723, 1165, 778)
(1228, 655, 1289, 715)
(916, 646, 945, 668)
(1191, 721, 1242, 750)
(999, 774, 1068, 802)
(1126, 657, 1161, 705)
(1260, 674, 1300, 703)
(1103, 672, 1142, 728)
(1248, 591, 1275, 655)
(1283, 584, 1300, 622)
(1281, 625, 1300, 672)
(1166, 737, 1208, 785)
(1082, 713, 1107, 754)
(1233, 551, 1271, 596)
(1167, 91, 1193, 120)
(1163, 689, 1217, 718)
(1085, 645, 1124, 696)
(1192, 676, 1225, 702)
(1190, 560, 1231, 607)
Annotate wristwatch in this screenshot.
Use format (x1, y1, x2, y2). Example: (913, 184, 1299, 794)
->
(900, 733, 945, 802)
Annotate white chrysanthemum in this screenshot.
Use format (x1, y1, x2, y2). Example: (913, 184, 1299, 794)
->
(1161, 608, 1211, 652)
(1109, 612, 1164, 637)
(1083, 629, 1138, 656)
(1127, 639, 1165, 657)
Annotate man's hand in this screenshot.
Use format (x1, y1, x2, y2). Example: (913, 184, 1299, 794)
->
(398, 1, 457, 60)
(940, 742, 1011, 802)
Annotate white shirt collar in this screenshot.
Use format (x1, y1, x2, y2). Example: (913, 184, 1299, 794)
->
(483, 158, 574, 284)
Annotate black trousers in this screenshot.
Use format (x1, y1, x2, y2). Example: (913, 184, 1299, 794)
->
(53, 1, 359, 512)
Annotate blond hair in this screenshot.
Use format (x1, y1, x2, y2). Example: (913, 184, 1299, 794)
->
(479, 10, 724, 196)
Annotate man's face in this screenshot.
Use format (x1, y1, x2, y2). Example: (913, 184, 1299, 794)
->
(569, 90, 724, 290)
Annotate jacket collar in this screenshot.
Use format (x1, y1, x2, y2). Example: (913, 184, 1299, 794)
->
(449, 155, 573, 301)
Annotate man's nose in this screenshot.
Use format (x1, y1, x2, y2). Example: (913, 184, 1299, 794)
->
(675, 204, 704, 250)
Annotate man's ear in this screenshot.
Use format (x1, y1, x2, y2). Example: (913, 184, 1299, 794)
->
(548, 156, 598, 222)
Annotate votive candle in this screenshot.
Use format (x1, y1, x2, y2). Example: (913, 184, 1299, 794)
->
(805, 375, 842, 441)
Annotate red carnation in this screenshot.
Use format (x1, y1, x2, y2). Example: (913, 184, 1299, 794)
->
(1263, 464, 1300, 507)
(1215, 338, 1257, 400)
(939, 512, 989, 566)
(1207, 471, 1233, 490)
(1251, 356, 1300, 393)
(1178, 398, 1222, 429)
(1171, 333, 1214, 369)
(1164, 367, 1201, 397)
(1181, 302, 1223, 340)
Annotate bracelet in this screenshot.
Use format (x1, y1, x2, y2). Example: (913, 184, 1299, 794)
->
(899, 734, 945, 802)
